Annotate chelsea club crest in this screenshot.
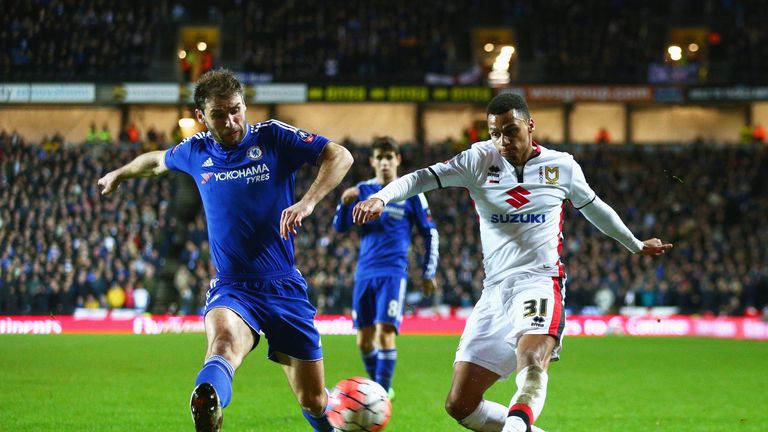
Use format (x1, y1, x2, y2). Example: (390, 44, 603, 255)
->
(247, 145, 263, 161)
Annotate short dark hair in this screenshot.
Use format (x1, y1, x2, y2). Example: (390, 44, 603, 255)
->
(371, 136, 399, 154)
(486, 93, 530, 119)
(193, 68, 244, 110)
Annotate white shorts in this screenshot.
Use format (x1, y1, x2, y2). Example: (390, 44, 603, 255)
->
(454, 273, 566, 380)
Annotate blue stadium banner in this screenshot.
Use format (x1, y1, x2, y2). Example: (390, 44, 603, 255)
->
(653, 87, 686, 103)
(648, 63, 700, 85)
(253, 84, 307, 103)
(0, 84, 95, 103)
(122, 83, 180, 103)
(0, 84, 31, 103)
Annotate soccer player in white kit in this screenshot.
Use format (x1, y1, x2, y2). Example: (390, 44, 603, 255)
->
(352, 93, 673, 432)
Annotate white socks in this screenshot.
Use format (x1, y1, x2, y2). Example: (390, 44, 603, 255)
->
(503, 366, 549, 432)
(459, 399, 507, 431)
(459, 366, 550, 432)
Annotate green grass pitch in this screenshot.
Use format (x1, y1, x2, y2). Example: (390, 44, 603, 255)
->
(0, 334, 765, 431)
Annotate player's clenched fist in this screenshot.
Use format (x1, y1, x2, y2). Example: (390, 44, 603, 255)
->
(353, 198, 385, 225)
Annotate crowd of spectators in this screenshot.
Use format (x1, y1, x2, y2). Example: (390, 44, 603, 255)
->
(242, 0, 768, 84)
(1, 0, 160, 81)
(4, 1, 768, 84)
(238, 0, 467, 81)
(2, 129, 766, 318)
(0, 130, 172, 314)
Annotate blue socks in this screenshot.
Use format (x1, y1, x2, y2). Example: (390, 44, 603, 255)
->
(302, 389, 334, 432)
(195, 355, 334, 432)
(376, 348, 397, 391)
(361, 348, 379, 380)
(195, 355, 234, 408)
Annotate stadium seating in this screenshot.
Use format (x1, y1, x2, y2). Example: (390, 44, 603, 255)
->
(4, 1, 768, 84)
(1, 131, 766, 317)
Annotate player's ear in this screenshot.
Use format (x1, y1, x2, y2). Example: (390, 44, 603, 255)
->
(528, 118, 535, 133)
(195, 109, 205, 124)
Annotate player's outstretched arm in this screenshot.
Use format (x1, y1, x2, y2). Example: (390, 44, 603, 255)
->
(637, 238, 673, 256)
(352, 198, 385, 225)
(352, 167, 441, 225)
(97, 150, 169, 195)
(340, 187, 360, 205)
(333, 187, 360, 233)
(280, 142, 353, 240)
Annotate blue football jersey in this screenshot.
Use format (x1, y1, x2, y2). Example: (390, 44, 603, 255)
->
(333, 179, 438, 280)
(164, 119, 329, 278)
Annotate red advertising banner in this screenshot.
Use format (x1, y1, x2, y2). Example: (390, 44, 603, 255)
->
(1, 314, 767, 339)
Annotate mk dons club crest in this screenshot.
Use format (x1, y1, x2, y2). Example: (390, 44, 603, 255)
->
(247, 145, 263, 161)
(544, 166, 559, 185)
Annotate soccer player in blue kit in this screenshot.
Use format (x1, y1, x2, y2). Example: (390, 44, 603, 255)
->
(98, 69, 353, 432)
(332, 137, 439, 399)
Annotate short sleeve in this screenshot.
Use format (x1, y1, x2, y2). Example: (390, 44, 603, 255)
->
(164, 139, 195, 174)
(268, 120, 330, 169)
(568, 158, 597, 209)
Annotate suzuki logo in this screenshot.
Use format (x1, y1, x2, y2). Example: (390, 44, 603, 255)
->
(505, 186, 530, 209)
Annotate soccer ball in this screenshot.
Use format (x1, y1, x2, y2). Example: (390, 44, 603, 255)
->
(327, 377, 392, 432)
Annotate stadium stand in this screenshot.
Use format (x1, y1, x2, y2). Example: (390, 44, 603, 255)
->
(2, 1, 768, 319)
(1, 131, 766, 317)
(4, 1, 768, 84)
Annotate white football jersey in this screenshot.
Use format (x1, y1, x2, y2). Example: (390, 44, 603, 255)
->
(429, 141, 595, 286)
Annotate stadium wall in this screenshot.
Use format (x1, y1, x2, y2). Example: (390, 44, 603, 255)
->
(0, 107, 121, 143)
(527, 106, 565, 143)
(570, 103, 626, 143)
(752, 102, 768, 127)
(631, 106, 744, 143)
(276, 103, 417, 143)
(0, 103, 751, 145)
(423, 105, 483, 143)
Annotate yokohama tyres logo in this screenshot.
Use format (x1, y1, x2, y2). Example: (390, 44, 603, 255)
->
(505, 186, 530, 208)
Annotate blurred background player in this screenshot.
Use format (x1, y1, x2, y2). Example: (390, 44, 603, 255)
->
(352, 93, 673, 432)
(333, 136, 439, 400)
(98, 69, 353, 432)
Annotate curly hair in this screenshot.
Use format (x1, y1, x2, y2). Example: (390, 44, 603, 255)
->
(486, 92, 530, 119)
(193, 68, 244, 110)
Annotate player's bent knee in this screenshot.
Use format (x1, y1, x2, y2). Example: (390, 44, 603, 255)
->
(517, 349, 549, 370)
(209, 335, 246, 368)
(444, 396, 475, 420)
(356, 339, 375, 353)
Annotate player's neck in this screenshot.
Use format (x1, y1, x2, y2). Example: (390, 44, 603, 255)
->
(507, 145, 534, 166)
(214, 136, 239, 150)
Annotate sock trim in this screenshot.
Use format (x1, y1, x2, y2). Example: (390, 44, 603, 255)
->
(509, 403, 533, 426)
(377, 348, 398, 360)
(206, 354, 235, 377)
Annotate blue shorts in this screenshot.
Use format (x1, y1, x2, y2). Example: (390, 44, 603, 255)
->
(352, 275, 407, 332)
(204, 269, 322, 363)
